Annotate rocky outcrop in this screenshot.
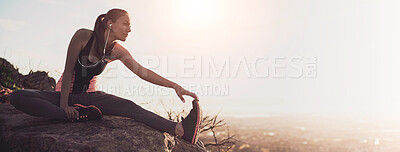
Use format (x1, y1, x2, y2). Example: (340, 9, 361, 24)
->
(0, 57, 56, 94)
(0, 103, 206, 152)
(0, 57, 56, 103)
(19, 70, 56, 92)
(0, 57, 23, 90)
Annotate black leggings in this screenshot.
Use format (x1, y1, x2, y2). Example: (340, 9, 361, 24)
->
(9, 89, 177, 135)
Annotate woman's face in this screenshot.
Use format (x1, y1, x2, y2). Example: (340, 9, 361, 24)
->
(110, 14, 131, 41)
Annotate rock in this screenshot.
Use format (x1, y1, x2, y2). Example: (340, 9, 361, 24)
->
(0, 85, 12, 104)
(0, 103, 206, 152)
(20, 70, 56, 92)
(0, 57, 23, 90)
(0, 57, 56, 92)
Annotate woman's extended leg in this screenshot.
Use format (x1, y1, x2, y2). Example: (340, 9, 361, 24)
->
(83, 91, 177, 135)
(9, 89, 83, 120)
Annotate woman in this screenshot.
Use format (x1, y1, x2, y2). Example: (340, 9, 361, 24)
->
(9, 8, 201, 145)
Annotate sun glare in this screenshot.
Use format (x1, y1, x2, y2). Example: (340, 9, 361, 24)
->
(176, 0, 217, 27)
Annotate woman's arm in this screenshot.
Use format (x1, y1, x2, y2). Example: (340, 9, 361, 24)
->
(113, 44, 199, 102)
(114, 44, 176, 88)
(60, 29, 84, 107)
(60, 29, 88, 118)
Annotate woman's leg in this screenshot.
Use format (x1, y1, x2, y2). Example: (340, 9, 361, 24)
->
(84, 91, 177, 135)
(9, 89, 177, 135)
(9, 89, 83, 120)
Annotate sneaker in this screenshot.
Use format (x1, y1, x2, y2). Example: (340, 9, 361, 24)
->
(70, 104, 103, 122)
(181, 100, 202, 144)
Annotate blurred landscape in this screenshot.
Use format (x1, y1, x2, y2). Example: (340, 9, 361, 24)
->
(200, 115, 400, 152)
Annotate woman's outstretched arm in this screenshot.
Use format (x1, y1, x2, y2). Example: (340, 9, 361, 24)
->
(113, 44, 199, 103)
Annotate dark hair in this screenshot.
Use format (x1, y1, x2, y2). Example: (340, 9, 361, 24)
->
(93, 8, 128, 57)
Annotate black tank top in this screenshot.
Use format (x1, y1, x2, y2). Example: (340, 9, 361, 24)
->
(72, 33, 114, 94)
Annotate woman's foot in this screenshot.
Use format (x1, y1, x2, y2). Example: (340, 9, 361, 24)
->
(70, 104, 103, 122)
(180, 100, 202, 145)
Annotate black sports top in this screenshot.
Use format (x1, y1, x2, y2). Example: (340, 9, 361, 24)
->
(71, 33, 114, 94)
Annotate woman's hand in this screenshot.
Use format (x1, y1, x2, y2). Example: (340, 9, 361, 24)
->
(61, 105, 79, 119)
(174, 85, 199, 103)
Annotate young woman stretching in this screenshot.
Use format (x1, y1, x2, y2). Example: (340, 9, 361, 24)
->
(9, 8, 201, 145)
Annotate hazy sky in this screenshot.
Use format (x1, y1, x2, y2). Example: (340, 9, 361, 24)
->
(0, 0, 398, 119)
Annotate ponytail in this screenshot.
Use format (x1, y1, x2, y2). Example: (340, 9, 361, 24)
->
(94, 14, 106, 33)
(92, 14, 107, 58)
